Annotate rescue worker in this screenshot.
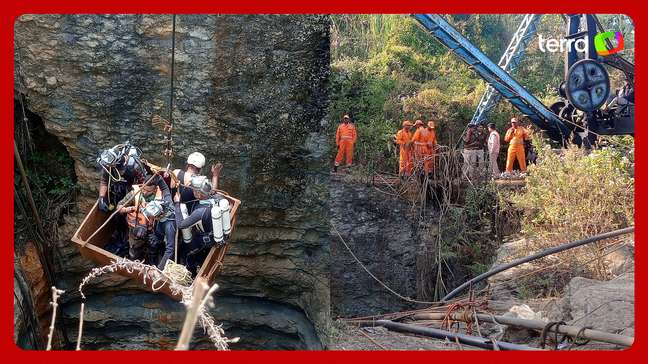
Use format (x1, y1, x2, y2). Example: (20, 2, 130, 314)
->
(171, 152, 222, 214)
(97, 142, 148, 213)
(410, 120, 426, 173)
(504, 117, 529, 173)
(144, 189, 177, 270)
(462, 124, 486, 179)
(174, 176, 222, 275)
(116, 175, 173, 264)
(411, 120, 437, 175)
(97, 142, 163, 258)
(394, 120, 413, 177)
(487, 122, 501, 177)
(424, 121, 438, 174)
(334, 114, 357, 172)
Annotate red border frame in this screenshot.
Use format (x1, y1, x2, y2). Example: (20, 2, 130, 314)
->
(2, 0, 642, 360)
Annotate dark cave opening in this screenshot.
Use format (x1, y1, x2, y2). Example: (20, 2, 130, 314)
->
(14, 97, 77, 205)
(14, 96, 78, 349)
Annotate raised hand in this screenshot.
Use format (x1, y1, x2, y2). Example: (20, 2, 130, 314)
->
(211, 162, 223, 177)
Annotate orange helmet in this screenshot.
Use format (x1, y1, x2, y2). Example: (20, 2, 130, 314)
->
(402, 120, 413, 127)
(414, 120, 424, 127)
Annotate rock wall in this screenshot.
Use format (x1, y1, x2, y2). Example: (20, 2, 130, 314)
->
(329, 176, 419, 317)
(14, 14, 330, 349)
(62, 293, 321, 350)
(14, 255, 44, 350)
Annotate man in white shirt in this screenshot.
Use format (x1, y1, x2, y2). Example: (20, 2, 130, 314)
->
(487, 122, 501, 177)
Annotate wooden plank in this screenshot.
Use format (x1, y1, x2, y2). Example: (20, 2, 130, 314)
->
(71, 200, 111, 247)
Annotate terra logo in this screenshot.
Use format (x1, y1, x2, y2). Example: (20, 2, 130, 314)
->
(538, 31, 624, 56)
(594, 31, 624, 56)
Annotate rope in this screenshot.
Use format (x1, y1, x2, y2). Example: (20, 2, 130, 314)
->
(164, 14, 177, 165)
(163, 259, 193, 286)
(331, 223, 436, 305)
(14, 43, 35, 155)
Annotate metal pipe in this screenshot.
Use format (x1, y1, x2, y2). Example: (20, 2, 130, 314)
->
(410, 312, 633, 347)
(442, 227, 634, 301)
(376, 320, 542, 351)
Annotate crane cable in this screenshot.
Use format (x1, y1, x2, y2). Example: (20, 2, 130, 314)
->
(160, 14, 193, 284)
(165, 14, 177, 165)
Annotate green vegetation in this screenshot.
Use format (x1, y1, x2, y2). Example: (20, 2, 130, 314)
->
(329, 14, 634, 173)
(443, 183, 502, 277)
(511, 138, 634, 277)
(501, 136, 634, 301)
(331, 15, 635, 300)
(26, 151, 76, 198)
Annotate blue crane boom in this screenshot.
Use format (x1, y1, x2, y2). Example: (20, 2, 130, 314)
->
(412, 14, 570, 140)
(471, 14, 541, 125)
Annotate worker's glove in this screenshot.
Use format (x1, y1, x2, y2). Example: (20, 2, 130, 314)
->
(98, 197, 109, 213)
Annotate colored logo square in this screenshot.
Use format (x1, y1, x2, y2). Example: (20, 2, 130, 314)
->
(595, 31, 625, 56)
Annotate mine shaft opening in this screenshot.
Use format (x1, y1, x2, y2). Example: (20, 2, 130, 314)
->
(14, 95, 79, 350)
(14, 95, 77, 216)
(14, 96, 78, 237)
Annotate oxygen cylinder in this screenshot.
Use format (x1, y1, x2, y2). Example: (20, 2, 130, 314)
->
(211, 201, 224, 243)
(219, 198, 232, 237)
(180, 203, 193, 244)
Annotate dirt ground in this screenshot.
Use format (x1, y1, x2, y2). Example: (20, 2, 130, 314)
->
(328, 321, 482, 351)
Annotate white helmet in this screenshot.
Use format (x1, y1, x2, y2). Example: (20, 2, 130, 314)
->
(187, 152, 206, 168)
(190, 175, 212, 195)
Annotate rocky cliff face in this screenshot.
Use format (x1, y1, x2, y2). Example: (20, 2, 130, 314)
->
(329, 176, 419, 317)
(14, 14, 330, 350)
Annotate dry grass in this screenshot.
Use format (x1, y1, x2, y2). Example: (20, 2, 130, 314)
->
(511, 139, 634, 281)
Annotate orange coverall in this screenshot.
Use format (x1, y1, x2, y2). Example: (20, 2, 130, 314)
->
(411, 127, 437, 173)
(504, 126, 528, 172)
(395, 128, 413, 176)
(335, 123, 357, 166)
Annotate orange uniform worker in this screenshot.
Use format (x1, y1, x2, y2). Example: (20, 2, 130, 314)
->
(504, 117, 529, 173)
(394, 120, 414, 176)
(424, 121, 438, 173)
(411, 120, 437, 174)
(334, 114, 357, 172)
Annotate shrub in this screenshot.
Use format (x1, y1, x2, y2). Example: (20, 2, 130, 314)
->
(510, 137, 634, 279)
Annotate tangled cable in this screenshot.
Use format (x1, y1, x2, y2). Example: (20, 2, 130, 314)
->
(540, 321, 593, 350)
(163, 260, 194, 287)
(440, 297, 489, 335)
